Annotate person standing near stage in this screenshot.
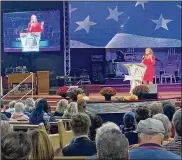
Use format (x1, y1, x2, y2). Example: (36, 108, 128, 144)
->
(142, 48, 156, 84)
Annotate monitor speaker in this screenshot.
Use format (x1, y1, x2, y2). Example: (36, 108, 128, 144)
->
(143, 84, 158, 100)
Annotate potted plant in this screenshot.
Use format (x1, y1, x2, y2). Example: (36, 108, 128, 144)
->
(67, 87, 84, 101)
(132, 85, 149, 100)
(100, 87, 116, 101)
(56, 86, 69, 98)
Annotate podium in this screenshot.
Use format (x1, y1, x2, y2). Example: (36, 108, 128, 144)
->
(20, 32, 41, 52)
(123, 63, 146, 93)
(37, 71, 49, 95)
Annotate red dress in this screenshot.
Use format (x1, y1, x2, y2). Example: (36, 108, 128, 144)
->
(142, 56, 156, 82)
(27, 23, 43, 33)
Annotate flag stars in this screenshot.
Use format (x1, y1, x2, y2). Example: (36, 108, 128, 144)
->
(106, 6, 123, 22)
(75, 16, 96, 33)
(151, 14, 172, 31)
(135, 0, 148, 10)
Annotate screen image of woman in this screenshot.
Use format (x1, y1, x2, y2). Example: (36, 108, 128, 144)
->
(27, 14, 44, 33)
(142, 48, 156, 84)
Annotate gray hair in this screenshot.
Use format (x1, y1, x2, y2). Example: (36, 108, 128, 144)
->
(62, 102, 78, 119)
(14, 102, 24, 113)
(138, 132, 164, 141)
(24, 98, 35, 112)
(149, 102, 163, 117)
(153, 113, 171, 139)
(56, 99, 68, 113)
(8, 101, 17, 109)
(172, 108, 182, 136)
(1, 121, 13, 138)
(96, 122, 129, 160)
(70, 113, 91, 136)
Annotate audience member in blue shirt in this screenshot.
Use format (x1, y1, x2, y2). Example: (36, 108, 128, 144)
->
(129, 118, 181, 160)
(29, 98, 56, 131)
(62, 113, 96, 156)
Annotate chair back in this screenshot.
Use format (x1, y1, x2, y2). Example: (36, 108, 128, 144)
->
(58, 119, 74, 148)
(54, 156, 86, 160)
(49, 134, 61, 152)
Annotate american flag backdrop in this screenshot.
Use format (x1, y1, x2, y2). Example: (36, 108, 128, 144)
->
(69, 1, 181, 48)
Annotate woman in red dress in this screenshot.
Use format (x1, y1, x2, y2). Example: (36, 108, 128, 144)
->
(27, 14, 44, 33)
(142, 48, 156, 84)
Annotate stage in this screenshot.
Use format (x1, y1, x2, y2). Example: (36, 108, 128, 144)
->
(2, 83, 181, 113)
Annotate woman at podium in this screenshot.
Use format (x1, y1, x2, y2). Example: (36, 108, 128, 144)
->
(142, 48, 156, 84)
(27, 14, 44, 33)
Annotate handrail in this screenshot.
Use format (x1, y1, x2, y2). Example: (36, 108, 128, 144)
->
(2, 72, 34, 100)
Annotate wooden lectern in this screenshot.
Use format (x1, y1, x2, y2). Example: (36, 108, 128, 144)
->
(37, 71, 49, 95)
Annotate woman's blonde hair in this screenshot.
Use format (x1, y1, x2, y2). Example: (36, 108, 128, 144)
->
(145, 48, 154, 56)
(28, 129, 54, 160)
(56, 99, 68, 113)
(63, 102, 78, 119)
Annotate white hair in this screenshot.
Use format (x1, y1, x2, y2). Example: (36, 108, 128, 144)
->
(153, 113, 171, 139)
(96, 122, 129, 160)
(56, 99, 68, 113)
(138, 132, 164, 141)
(62, 102, 78, 119)
(14, 102, 24, 113)
(24, 98, 35, 112)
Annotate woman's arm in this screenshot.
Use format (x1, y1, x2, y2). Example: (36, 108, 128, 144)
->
(150, 56, 156, 65)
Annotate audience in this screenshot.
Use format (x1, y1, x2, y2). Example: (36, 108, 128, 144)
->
(6, 100, 16, 114)
(24, 98, 35, 116)
(153, 113, 172, 143)
(30, 98, 56, 126)
(95, 122, 129, 160)
(135, 106, 150, 123)
(1, 121, 13, 138)
(62, 113, 96, 156)
(62, 102, 78, 119)
(10, 102, 29, 121)
(1, 113, 9, 121)
(129, 118, 181, 160)
(1, 100, 11, 118)
(149, 102, 163, 117)
(1, 131, 32, 160)
(28, 129, 54, 160)
(77, 99, 103, 141)
(163, 104, 176, 138)
(121, 111, 138, 145)
(54, 99, 68, 117)
(163, 108, 182, 156)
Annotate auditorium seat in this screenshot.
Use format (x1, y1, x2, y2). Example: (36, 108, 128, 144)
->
(54, 156, 86, 160)
(58, 119, 74, 148)
(49, 134, 62, 153)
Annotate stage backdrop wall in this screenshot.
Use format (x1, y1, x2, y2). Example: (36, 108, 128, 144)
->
(69, 1, 181, 48)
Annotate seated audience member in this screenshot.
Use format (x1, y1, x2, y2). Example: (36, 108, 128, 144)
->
(62, 102, 78, 119)
(94, 122, 129, 160)
(10, 102, 29, 121)
(24, 98, 35, 117)
(1, 100, 11, 118)
(28, 129, 54, 160)
(54, 99, 68, 117)
(163, 108, 182, 156)
(135, 106, 150, 123)
(163, 104, 176, 138)
(149, 102, 163, 117)
(6, 100, 16, 114)
(30, 98, 56, 125)
(121, 111, 138, 145)
(1, 121, 13, 138)
(153, 113, 172, 143)
(129, 118, 181, 160)
(1, 131, 32, 160)
(62, 113, 96, 156)
(162, 101, 173, 108)
(77, 99, 103, 141)
(1, 113, 9, 121)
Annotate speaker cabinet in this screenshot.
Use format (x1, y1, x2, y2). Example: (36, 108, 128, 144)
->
(143, 84, 158, 99)
(92, 63, 103, 83)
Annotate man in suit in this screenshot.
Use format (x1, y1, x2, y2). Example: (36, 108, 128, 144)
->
(62, 113, 96, 156)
